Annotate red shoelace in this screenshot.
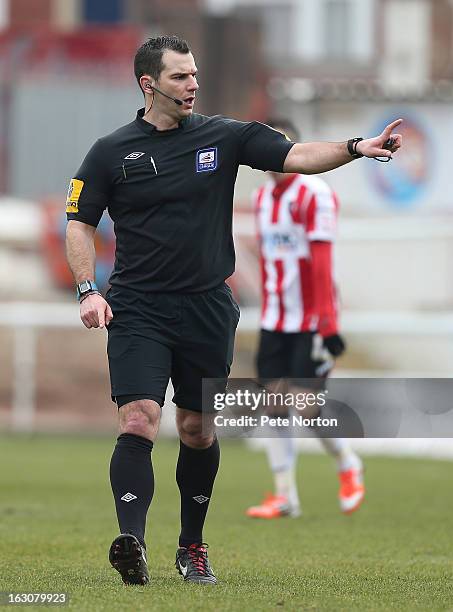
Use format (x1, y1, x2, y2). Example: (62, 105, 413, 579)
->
(187, 543, 209, 576)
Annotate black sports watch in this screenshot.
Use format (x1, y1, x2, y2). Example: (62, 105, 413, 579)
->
(347, 138, 364, 159)
(76, 280, 99, 301)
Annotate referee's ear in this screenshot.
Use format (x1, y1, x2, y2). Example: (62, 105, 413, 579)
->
(139, 75, 153, 95)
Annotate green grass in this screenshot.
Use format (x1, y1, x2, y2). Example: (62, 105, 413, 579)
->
(0, 436, 453, 611)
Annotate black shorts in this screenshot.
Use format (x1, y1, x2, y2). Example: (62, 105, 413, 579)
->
(106, 283, 240, 412)
(256, 330, 328, 390)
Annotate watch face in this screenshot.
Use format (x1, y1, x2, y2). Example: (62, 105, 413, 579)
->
(79, 281, 91, 293)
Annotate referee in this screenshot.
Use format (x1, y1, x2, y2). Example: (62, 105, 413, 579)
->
(65, 36, 402, 586)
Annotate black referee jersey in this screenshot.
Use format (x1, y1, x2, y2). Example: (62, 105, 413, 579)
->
(66, 109, 294, 293)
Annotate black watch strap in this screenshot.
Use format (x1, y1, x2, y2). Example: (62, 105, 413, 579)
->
(347, 138, 364, 159)
(76, 280, 99, 301)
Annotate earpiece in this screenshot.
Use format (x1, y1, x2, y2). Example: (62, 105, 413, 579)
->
(143, 84, 184, 106)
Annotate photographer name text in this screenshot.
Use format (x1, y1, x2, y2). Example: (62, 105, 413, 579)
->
(213, 415, 338, 428)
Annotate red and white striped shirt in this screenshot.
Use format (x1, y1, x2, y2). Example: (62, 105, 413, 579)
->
(254, 173, 339, 334)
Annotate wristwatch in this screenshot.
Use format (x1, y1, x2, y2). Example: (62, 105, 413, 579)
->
(347, 138, 364, 159)
(76, 280, 99, 301)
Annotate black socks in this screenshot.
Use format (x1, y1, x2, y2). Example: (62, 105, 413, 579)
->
(176, 438, 220, 548)
(109, 433, 154, 547)
(110, 434, 220, 549)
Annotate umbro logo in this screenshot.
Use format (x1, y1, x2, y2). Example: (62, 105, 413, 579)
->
(121, 492, 137, 502)
(193, 495, 209, 504)
(124, 152, 145, 160)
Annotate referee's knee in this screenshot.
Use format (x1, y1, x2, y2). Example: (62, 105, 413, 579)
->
(118, 399, 161, 440)
(176, 409, 215, 449)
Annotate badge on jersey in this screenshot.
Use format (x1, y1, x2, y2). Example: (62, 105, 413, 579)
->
(196, 147, 217, 172)
(65, 179, 84, 213)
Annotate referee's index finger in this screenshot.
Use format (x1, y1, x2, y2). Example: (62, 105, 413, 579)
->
(98, 309, 105, 329)
(383, 119, 403, 135)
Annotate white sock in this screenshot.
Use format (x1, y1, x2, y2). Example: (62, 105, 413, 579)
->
(275, 466, 300, 508)
(317, 437, 362, 472)
(264, 435, 300, 509)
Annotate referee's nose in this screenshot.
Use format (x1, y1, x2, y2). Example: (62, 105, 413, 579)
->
(188, 75, 199, 92)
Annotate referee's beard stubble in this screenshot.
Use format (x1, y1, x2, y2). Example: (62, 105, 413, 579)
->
(143, 83, 189, 119)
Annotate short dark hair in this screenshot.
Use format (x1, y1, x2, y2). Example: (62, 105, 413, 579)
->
(134, 35, 190, 87)
(265, 118, 299, 142)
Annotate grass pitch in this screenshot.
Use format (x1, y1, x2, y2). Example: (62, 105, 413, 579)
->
(0, 435, 452, 611)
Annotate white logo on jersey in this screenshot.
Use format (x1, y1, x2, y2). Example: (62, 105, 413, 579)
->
(124, 152, 145, 160)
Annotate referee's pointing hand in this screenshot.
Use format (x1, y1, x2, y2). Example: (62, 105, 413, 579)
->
(356, 119, 403, 160)
(80, 293, 113, 329)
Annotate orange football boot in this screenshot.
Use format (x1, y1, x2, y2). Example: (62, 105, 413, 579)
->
(246, 494, 301, 519)
(339, 468, 365, 514)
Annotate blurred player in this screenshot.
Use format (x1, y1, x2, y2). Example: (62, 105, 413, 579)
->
(246, 119, 365, 519)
